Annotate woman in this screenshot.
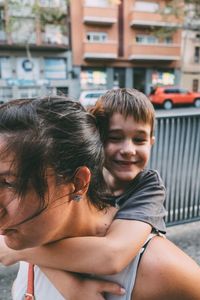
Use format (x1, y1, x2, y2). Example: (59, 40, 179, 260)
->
(0, 96, 199, 300)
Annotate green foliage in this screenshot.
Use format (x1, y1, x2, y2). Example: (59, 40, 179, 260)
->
(6, 0, 68, 34)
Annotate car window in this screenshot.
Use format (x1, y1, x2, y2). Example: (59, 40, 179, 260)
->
(179, 88, 189, 94)
(85, 94, 92, 99)
(93, 93, 102, 98)
(164, 88, 178, 94)
(149, 88, 156, 95)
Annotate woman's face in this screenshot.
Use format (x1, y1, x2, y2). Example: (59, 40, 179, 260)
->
(0, 139, 74, 250)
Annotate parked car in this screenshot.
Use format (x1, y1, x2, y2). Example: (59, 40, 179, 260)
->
(79, 90, 107, 107)
(149, 86, 200, 110)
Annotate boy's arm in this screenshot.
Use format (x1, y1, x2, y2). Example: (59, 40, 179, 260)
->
(1, 220, 151, 275)
(41, 267, 125, 300)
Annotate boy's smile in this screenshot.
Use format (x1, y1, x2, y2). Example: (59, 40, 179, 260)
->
(104, 113, 155, 192)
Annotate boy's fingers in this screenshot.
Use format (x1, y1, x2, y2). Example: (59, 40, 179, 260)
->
(97, 281, 126, 295)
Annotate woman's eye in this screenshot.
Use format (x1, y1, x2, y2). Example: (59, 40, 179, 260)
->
(0, 179, 17, 189)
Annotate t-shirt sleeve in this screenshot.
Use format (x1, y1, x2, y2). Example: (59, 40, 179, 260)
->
(114, 169, 167, 233)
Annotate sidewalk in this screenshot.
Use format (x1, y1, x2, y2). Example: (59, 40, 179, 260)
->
(0, 221, 200, 300)
(167, 220, 200, 265)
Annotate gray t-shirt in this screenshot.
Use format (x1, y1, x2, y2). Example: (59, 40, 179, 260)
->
(113, 169, 167, 233)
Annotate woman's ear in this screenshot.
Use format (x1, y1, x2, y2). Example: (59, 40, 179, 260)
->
(73, 166, 91, 196)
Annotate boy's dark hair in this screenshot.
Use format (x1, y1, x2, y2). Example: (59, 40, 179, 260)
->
(0, 96, 109, 221)
(91, 88, 155, 142)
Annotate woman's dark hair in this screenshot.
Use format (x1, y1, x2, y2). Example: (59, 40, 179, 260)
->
(0, 96, 108, 215)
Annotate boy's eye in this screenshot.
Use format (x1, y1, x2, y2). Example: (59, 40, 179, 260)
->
(133, 137, 147, 144)
(108, 135, 122, 142)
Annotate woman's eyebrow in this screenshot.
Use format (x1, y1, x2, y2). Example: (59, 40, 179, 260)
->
(0, 170, 16, 177)
(108, 129, 123, 133)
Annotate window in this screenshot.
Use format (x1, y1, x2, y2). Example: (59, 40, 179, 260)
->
(18, 88, 39, 98)
(164, 88, 179, 94)
(11, 19, 36, 43)
(136, 34, 158, 44)
(193, 79, 199, 92)
(86, 32, 108, 43)
(56, 87, 68, 96)
(0, 57, 12, 79)
(44, 58, 67, 79)
(179, 88, 189, 94)
(196, 34, 200, 41)
(152, 71, 175, 85)
(194, 47, 200, 63)
(134, 1, 159, 12)
(0, 88, 12, 102)
(39, 0, 63, 7)
(80, 68, 107, 90)
(164, 36, 173, 44)
(44, 25, 64, 45)
(114, 68, 125, 88)
(85, 0, 109, 7)
(163, 6, 173, 14)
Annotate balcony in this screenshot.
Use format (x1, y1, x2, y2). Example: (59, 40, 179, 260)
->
(130, 11, 181, 28)
(83, 41, 117, 60)
(83, 6, 117, 26)
(129, 43, 181, 61)
(41, 33, 69, 49)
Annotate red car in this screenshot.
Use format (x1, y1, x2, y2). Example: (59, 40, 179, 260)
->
(149, 86, 200, 109)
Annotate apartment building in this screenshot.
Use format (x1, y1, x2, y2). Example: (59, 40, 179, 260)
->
(0, 0, 70, 102)
(180, 4, 200, 92)
(70, 0, 182, 97)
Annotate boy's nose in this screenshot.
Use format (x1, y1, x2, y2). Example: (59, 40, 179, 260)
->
(120, 140, 136, 157)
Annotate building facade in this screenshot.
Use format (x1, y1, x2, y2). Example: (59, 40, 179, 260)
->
(0, 0, 71, 102)
(180, 3, 200, 92)
(181, 30, 200, 92)
(70, 0, 182, 98)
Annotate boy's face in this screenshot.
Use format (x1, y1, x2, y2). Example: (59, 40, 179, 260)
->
(104, 113, 155, 187)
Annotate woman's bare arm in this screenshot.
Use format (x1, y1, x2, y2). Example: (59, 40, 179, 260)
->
(132, 236, 200, 300)
(0, 220, 151, 275)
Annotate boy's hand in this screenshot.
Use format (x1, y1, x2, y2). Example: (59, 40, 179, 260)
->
(71, 276, 126, 300)
(0, 235, 20, 266)
(41, 267, 125, 300)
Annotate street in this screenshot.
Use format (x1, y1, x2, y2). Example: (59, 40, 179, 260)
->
(0, 221, 200, 300)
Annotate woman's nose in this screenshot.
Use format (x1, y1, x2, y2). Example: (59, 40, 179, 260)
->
(0, 207, 5, 218)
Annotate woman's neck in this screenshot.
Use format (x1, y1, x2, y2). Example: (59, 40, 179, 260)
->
(62, 197, 117, 238)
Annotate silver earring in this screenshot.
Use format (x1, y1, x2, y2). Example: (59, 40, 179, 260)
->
(73, 195, 81, 202)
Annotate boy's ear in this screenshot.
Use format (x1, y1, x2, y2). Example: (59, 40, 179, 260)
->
(151, 136, 155, 145)
(73, 166, 91, 195)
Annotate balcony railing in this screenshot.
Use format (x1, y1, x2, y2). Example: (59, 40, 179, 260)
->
(130, 11, 182, 28)
(83, 6, 117, 25)
(42, 33, 69, 47)
(83, 41, 117, 60)
(129, 43, 181, 61)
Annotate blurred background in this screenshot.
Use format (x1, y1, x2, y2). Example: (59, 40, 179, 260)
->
(0, 0, 199, 102)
